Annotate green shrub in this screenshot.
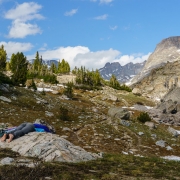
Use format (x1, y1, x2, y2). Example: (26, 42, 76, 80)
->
(43, 74, 58, 84)
(41, 88, 46, 95)
(0, 72, 12, 84)
(28, 79, 37, 91)
(63, 82, 73, 98)
(74, 84, 102, 91)
(137, 112, 151, 123)
(59, 106, 69, 121)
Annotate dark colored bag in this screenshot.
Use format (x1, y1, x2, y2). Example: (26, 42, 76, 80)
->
(0, 129, 6, 137)
(34, 119, 56, 133)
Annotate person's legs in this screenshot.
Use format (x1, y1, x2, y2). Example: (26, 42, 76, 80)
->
(7, 122, 27, 135)
(7, 123, 35, 142)
(12, 123, 35, 139)
(1, 133, 7, 142)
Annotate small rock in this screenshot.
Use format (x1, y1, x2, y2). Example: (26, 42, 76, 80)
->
(45, 111, 54, 117)
(151, 134, 157, 138)
(166, 146, 173, 151)
(0, 84, 9, 92)
(0, 96, 11, 103)
(1, 157, 14, 165)
(138, 132, 144, 136)
(120, 120, 131, 127)
(62, 127, 71, 132)
(132, 88, 141, 96)
(156, 140, 166, 147)
(167, 126, 179, 137)
(145, 121, 156, 129)
(51, 90, 59, 95)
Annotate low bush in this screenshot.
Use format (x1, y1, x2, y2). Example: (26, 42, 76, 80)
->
(63, 82, 74, 98)
(0, 72, 12, 84)
(59, 106, 70, 121)
(137, 112, 151, 123)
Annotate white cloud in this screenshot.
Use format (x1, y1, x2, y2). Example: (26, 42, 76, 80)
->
(4, 2, 44, 38)
(64, 9, 78, 16)
(94, 14, 108, 20)
(39, 43, 48, 51)
(8, 20, 42, 38)
(100, 0, 113, 4)
(0, 41, 33, 57)
(26, 46, 150, 70)
(110, 25, 118, 30)
(114, 53, 151, 66)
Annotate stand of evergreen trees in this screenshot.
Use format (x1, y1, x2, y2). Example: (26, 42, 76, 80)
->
(72, 66, 102, 88)
(108, 74, 132, 92)
(0, 45, 132, 92)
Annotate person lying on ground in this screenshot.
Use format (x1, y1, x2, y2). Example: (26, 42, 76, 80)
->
(1, 122, 54, 143)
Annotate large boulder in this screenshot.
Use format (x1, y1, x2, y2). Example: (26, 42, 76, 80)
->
(157, 99, 176, 114)
(108, 107, 130, 120)
(163, 87, 180, 103)
(132, 88, 142, 96)
(0, 132, 98, 162)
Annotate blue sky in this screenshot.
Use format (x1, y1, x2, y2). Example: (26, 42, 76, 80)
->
(0, 0, 180, 69)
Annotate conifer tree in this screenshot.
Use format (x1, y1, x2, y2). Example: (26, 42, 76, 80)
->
(10, 52, 28, 86)
(50, 63, 57, 73)
(0, 45, 7, 71)
(6, 62, 11, 71)
(109, 74, 120, 89)
(57, 59, 70, 74)
(33, 51, 42, 72)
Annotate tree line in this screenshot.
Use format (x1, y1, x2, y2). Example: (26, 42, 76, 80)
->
(0, 45, 131, 92)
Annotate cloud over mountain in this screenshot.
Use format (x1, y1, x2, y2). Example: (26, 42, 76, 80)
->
(26, 46, 150, 70)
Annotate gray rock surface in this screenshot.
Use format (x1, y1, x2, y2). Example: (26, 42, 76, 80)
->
(156, 140, 166, 148)
(1, 157, 14, 165)
(0, 96, 11, 103)
(145, 121, 156, 129)
(0, 132, 98, 162)
(108, 107, 130, 120)
(167, 126, 179, 137)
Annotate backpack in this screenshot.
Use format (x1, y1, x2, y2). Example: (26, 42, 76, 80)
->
(34, 119, 56, 134)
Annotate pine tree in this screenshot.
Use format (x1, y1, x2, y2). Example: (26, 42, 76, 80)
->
(0, 45, 7, 71)
(57, 59, 70, 74)
(64, 81, 74, 98)
(6, 62, 11, 71)
(109, 74, 120, 89)
(50, 63, 57, 73)
(10, 52, 28, 86)
(33, 51, 42, 72)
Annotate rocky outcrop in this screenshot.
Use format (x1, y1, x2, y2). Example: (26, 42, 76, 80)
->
(0, 132, 99, 162)
(57, 75, 76, 84)
(148, 96, 180, 125)
(108, 107, 130, 120)
(131, 60, 180, 101)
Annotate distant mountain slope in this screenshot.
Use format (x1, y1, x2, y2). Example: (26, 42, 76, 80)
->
(99, 61, 146, 83)
(130, 36, 180, 85)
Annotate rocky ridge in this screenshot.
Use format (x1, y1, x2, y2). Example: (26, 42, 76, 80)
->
(131, 36, 180, 85)
(99, 61, 145, 83)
